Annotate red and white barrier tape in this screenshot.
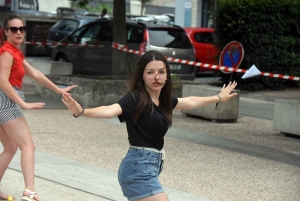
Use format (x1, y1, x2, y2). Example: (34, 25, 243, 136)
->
(24, 41, 116, 48)
(112, 42, 300, 82)
(24, 41, 300, 82)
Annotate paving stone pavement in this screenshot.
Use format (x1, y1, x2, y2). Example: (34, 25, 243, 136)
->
(0, 147, 212, 201)
(0, 75, 299, 201)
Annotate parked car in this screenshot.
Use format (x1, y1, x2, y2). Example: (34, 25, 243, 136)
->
(130, 16, 156, 23)
(56, 7, 87, 16)
(47, 16, 98, 43)
(184, 27, 219, 74)
(47, 16, 98, 52)
(155, 18, 174, 26)
(51, 19, 196, 80)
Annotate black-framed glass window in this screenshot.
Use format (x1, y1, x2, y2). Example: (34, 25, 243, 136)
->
(201, 0, 217, 28)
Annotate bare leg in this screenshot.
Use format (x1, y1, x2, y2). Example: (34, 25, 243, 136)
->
(2, 117, 41, 201)
(136, 192, 169, 201)
(0, 125, 18, 200)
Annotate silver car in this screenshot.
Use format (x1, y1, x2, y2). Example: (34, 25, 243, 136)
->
(51, 19, 196, 80)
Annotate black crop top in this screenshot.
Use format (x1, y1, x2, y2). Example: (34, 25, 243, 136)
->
(117, 90, 178, 150)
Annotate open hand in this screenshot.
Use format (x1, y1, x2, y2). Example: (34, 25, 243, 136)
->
(218, 81, 238, 102)
(22, 102, 45, 110)
(62, 93, 82, 115)
(59, 85, 78, 95)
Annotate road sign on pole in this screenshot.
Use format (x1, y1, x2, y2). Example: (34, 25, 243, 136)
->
(219, 41, 244, 74)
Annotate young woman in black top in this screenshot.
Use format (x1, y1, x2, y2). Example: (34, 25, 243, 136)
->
(62, 50, 237, 201)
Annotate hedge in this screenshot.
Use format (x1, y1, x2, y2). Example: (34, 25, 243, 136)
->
(214, 0, 300, 90)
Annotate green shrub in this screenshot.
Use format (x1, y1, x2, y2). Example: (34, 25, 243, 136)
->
(215, 0, 300, 90)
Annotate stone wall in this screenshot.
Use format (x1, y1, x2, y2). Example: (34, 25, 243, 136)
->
(35, 75, 205, 107)
(181, 85, 240, 122)
(273, 99, 300, 136)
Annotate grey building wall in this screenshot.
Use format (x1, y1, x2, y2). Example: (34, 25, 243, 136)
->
(191, 0, 202, 27)
(176, 0, 216, 28)
(70, 0, 174, 16)
(175, 0, 185, 26)
(145, 5, 175, 15)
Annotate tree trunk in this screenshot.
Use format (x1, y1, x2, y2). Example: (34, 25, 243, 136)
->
(111, 0, 127, 78)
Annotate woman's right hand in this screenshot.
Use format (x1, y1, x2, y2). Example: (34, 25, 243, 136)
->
(21, 102, 45, 110)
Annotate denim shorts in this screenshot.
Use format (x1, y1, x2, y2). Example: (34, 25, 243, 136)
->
(118, 147, 164, 201)
(0, 86, 24, 125)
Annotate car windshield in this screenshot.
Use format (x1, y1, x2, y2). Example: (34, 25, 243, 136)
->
(148, 28, 193, 49)
(51, 19, 79, 32)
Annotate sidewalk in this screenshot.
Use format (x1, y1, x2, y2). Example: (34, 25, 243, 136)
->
(1, 76, 298, 201)
(1, 147, 211, 201)
(1, 107, 299, 201)
(1, 169, 107, 201)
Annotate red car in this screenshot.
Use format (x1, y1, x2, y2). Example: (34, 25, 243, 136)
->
(184, 27, 219, 73)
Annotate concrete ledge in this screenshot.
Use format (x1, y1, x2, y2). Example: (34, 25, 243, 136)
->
(273, 99, 300, 136)
(34, 75, 204, 108)
(27, 59, 73, 75)
(239, 97, 274, 120)
(181, 85, 240, 122)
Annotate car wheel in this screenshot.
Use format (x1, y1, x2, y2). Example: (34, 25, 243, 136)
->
(56, 54, 68, 62)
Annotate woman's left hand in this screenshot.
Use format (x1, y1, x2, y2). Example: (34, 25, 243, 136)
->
(62, 93, 83, 115)
(218, 81, 238, 102)
(59, 85, 77, 94)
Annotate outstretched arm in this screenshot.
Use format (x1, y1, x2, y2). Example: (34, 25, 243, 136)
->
(175, 81, 237, 110)
(0, 52, 44, 109)
(23, 60, 77, 94)
(62, 93, 122, 119)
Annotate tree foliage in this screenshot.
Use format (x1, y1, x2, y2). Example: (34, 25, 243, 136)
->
(69, 0, 89, 8)
(71, 2, 112, 14)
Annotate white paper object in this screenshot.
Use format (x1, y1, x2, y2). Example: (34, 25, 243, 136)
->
(242, 64, 261, 79)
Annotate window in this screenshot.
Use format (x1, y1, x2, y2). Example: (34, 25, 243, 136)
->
(80, 24, 102, 44)
(19, 0, 38, 10)
(194, 32, 213, 44)
(201, 0, 217, 28)
(70, 26, 86, 38)
(127, 26, 143, 44)
(149, 28, 193, 48)
(99, 23, 113, 41)
(52, 19, 79, 32)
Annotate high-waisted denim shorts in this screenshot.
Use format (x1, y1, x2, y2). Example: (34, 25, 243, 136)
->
(118, 147, 164, 201)
(0, 86, 25, 125)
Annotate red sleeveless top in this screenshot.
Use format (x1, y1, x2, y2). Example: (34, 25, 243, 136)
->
(0, 41, 25, 89)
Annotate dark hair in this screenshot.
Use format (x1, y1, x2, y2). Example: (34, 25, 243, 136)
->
(0, 14, 23, 45)
(101, 8, 108, 18)
(128, 50, 173, 127)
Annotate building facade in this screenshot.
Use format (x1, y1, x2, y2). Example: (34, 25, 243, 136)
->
(176, 0, 217, 28)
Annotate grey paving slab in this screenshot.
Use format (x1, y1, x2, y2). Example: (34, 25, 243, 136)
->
(239, 97, 274, 120)
(93, 116, 300, 168)
(0, 147, 212, 201)
(167, 126, 300, 168)
(15, 71, 299, 200)
(2, 169, 110, 201)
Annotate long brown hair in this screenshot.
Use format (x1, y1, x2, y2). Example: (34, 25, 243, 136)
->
(127, 50, 173, 127)
(0, 14, 23, 46)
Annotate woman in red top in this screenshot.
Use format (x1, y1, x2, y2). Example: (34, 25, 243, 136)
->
(0, 14, 76, 201)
